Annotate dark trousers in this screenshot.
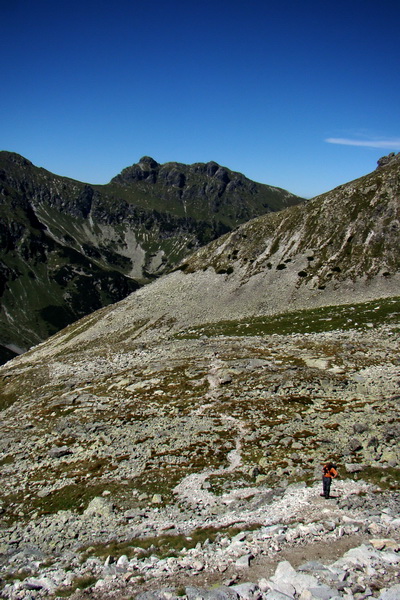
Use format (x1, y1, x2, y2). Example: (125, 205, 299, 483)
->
(322, 476, 332, 498)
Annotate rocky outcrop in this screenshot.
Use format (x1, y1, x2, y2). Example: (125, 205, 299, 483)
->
(376, 152, 400, 169)
(181, 152, 400, 298)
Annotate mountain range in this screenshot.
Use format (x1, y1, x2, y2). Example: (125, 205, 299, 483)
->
(0, 152, 399, 599)
(0, 152, 302, 363)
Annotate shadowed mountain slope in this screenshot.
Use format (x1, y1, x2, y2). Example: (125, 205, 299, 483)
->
(0, 152, 302, 360)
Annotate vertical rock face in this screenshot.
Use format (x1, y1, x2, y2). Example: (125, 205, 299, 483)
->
(0, 152, 303, 359)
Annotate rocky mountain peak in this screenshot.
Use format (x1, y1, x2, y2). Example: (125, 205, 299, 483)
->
(376, 151, 400, 169)
(138, 156, 159, 168)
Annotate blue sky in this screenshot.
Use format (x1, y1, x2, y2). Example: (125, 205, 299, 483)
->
(1, 0, 399, 198)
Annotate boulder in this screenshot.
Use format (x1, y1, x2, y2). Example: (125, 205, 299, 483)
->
(48, 446, 72, 458)
(380, 450, 398, 466)
(83, 497, 114, 518)
(235, 554, 253, 568)
(337, 544, 380, 567)
(186, 585, 238, 600)
(231, 582, 261, 600)
(307, 585, 339, 599)
(151, 494, 163, 504)
(353, 423, 368, 434)
(344, 463, 365, 473)
(22, 577, 56, 592)
(378, 584, 400, 599)
(271, 561, 318, 595)
(370, 539, 400, 551)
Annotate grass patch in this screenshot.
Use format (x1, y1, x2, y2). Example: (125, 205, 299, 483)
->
(55, 575, 98, 597)
(129, 467, 188, 505)
(26, 479, 132, 516)
(176, 297, 400, 339)
(0, 454, 14, 466)
(3, 570, 32, 583)
(80, 524, 259, 562)
(354, 466, 400, 490)
(209, 471, 255, 495)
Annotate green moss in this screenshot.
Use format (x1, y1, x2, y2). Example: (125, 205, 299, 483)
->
(176, 296, 400, 339)
(269, 238, 280, 255)
(209, 471, 255, 495)
(55, 575, 98, 597)
(354, 466, 400, 490)
(0, 454, 14, 466)
(2, 570, 32, 583)
(0, 389, 19, 412)
(80, 524, 260, 562)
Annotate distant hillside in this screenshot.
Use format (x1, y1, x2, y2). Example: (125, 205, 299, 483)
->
(4, 154, 399, 368)
(0, 152, 303, 361)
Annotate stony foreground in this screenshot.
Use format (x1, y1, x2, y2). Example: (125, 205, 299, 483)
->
(1, 315, 399, 599)
(1, 480, 399, 599)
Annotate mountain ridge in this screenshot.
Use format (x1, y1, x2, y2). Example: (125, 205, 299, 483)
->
(0, 151, 303, 361)
(2, 153, 398, 367)
(46, 152, 400, 357)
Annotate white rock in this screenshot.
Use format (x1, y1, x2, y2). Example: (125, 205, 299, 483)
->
(258, 578, 270, 592)
(379, 584, 400, 600)
(192, 560, 204, 571)
(270, 580, 296, 598)
(231, 582, 259, 599)
(341, 544, 381, 566)
(117, 554, 129, 567)
(84, 497, 113, 517)
(272, 561, 318, 595)
(235, 554, 253, 568)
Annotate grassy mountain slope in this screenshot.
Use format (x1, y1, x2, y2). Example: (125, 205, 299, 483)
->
(0, 152, 303, 359)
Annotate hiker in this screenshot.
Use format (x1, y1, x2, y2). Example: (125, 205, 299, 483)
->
(321, 462, 338, 499)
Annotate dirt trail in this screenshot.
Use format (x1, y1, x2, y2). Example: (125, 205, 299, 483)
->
(173, 359, 250, 507)
(172, 414, 247, 506)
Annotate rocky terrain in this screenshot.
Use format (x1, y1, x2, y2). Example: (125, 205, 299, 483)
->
(0, 303, 399, 599)
(0, 155, 399, 599)
(0, 152, 302, 361)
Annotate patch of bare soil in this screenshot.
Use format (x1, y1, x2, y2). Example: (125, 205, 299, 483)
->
(243, 533, 376, 582)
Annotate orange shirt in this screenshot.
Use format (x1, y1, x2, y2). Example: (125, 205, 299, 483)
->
(323, 465, 338, 478)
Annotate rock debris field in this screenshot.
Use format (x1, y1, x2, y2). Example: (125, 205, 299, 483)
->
(0, 320, 399, 599)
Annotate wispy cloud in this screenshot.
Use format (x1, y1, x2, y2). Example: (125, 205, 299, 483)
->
(325, 137, 400, 150)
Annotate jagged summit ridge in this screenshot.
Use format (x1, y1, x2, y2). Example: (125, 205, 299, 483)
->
(109, 156, 302, 219)
(112, 156, 258, 188)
